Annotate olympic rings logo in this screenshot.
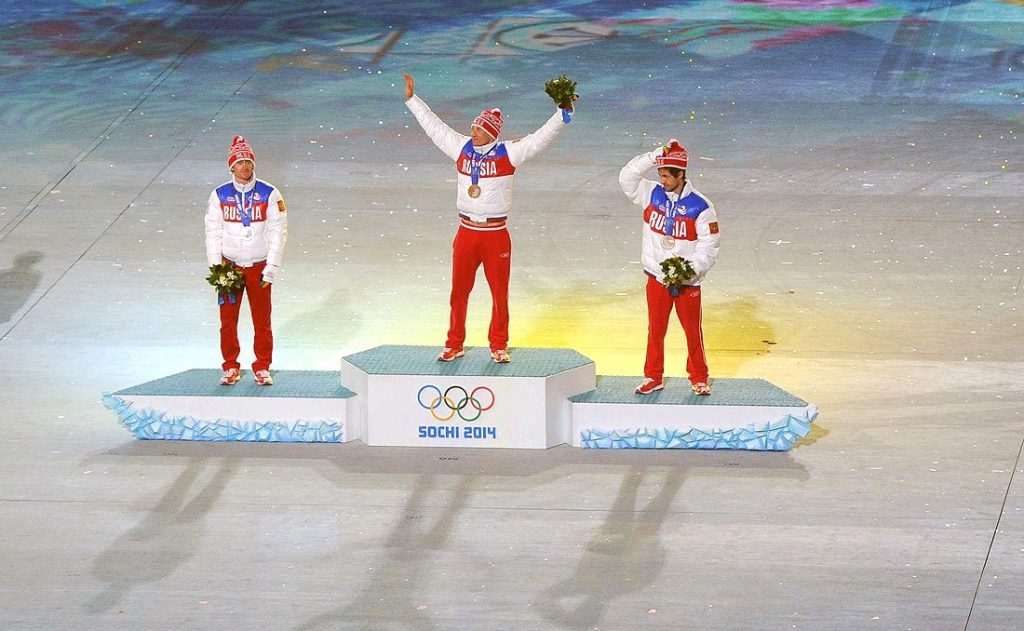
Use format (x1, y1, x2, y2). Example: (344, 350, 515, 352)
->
(417, 385, 495, 422)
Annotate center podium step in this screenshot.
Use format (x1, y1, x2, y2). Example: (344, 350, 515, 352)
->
(340, 345, 596, 449)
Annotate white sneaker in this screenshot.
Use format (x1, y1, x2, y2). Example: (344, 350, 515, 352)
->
(220, 368, 241, 385)
(254, 369, 273, 386)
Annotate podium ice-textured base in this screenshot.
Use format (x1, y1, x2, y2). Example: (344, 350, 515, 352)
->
(104, 369, 355, 442)
(571, 376, 817, 450)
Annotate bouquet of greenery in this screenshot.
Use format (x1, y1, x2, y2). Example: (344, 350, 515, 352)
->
(544, 75, 578, 110)
(206, 263, 246, 305)
(660, 257, 696, 297)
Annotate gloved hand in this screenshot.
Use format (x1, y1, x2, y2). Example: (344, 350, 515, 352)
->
(261, 264, 278, 286)
(663, 138, 683, 154)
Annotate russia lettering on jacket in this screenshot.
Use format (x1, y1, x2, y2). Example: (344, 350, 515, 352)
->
(219, 204, 267, 222)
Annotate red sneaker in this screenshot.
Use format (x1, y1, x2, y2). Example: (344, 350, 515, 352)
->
(491, 349, 511, 364)
(437, 347, 464, 362)
(635, 377, 664, 395)
(220, 368, 241, 386)
(692, 381, 711, 396)
(254, 369, 273, 386)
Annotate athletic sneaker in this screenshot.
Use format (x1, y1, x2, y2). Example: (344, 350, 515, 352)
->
(437, 347, 464, 362)
(254, 369, 273, 386)
(635, 377, 663, 395)
(692, 381, 711, 396)
(220, 368, 241, 386)
(491, 349, 511, 363)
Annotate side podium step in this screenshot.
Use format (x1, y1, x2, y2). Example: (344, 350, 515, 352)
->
(570, 376, 817, 450)
(103, 369, 355, 443)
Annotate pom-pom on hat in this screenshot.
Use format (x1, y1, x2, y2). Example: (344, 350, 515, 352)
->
(228, 135, 255, 169)
(656, 139, 688, 170)
(472, 108, 503, 140)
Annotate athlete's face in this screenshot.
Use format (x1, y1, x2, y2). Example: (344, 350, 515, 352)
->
(231, 160, 254, 183)
(470, 126, 494, 147)
(657, 167, 686, 193)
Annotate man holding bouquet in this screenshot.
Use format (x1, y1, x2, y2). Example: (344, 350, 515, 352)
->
(204, 135, 288, 386)
(403, 72, 576, 363)
(619, 140, 720, 395)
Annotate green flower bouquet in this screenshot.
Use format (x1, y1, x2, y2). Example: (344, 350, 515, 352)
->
(545, 75, 579, 123)
(660, 256, 696, 297)
(206, 263, 246, 305)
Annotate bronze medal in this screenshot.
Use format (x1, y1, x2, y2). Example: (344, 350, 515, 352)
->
(468, 184, 482, 198)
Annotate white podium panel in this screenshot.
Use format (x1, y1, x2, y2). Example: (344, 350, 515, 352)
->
(340, 345, 596, 449)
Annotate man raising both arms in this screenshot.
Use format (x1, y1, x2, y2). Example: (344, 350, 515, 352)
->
(403, 72, 575, 363)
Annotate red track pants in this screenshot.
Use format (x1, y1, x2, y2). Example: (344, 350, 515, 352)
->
(644, 275, 708, 384)
(446, 225, 511, 351)
(219, 260, 273, 372)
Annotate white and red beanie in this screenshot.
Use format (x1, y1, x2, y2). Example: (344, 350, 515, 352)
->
(228, 135, 255, 169)
(472, 108, 503, 140)
(656, 138, 688, 170)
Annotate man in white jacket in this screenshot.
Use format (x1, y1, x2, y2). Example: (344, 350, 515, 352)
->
(204, 136, 288, 386)
(619, 140, 720, 395)
(403, 72, 574, 363)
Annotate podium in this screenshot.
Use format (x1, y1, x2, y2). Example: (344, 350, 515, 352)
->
(340, 345, 596, 448)
(104, 346, 817, 450)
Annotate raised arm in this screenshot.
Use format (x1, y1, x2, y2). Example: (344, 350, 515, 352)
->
(618, 150, 661, 206)
(403, 73, 466, 161)
(505, 107, 568, 166)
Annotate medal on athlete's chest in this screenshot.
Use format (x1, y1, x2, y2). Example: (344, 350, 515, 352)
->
(468, 145, 496, 200)
(662, 235, 675, 248)
(235, 190, 256, 240)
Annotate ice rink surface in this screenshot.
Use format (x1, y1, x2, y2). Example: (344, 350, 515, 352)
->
(0, 1, 1021, 628)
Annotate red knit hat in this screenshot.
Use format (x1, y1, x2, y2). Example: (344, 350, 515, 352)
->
(228, 135, 255, 169)
(472, 108, 503, 140)
(656, 139, 688, 169)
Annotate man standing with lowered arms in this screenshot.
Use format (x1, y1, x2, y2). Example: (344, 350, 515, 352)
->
(620, 140, 720, 395)
(205, 135, 288, 386)
(403, 72, 575, 363)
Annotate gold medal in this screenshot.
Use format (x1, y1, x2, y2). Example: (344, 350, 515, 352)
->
(468, 184, 481, 198)
(662, 235, 675, 248)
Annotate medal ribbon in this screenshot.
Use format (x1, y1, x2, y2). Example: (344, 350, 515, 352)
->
(470, 146, 497, 188)
(663, 193, 680, 238)
(235, 190, 252, 227)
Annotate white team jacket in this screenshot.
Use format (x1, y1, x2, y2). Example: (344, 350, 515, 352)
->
(406, 94, 567, 223)
(205, 177, 288, 277)
(619, 151, 721, 286)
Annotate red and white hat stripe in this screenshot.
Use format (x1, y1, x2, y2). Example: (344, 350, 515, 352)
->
(472, 108, 503, 139)
(655, 138, 688, 169)
(228, 135, 255, 168)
